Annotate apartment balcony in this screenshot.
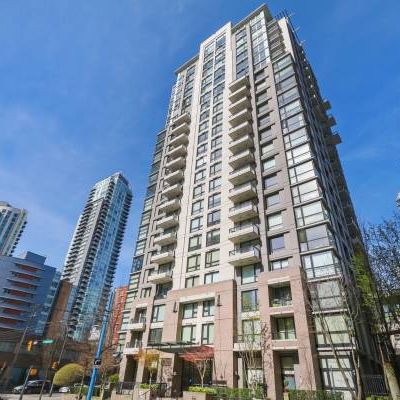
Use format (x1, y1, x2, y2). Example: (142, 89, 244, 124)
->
(229, 75, 250, 92)
(127, 318, 146, 331)
(123, 340, 143, 355)
(229, 134, 254, 154)
(170, 121, 190, 136)
(159, 198, 181, 213)
(154, 231, 177, 246)
(157, 215, 179, 229)
(165, 156, 185, 171)
(229, 96, 251, 114)
(164, 169, 184, 185)
(151, 251, 175, 264)
(229, 182, 258, 202)
(162, 183, 183, 199)
(167, 144, 187, 159)
(172, 112, 190, 126)
(229, 77, 250, 102)
(148, 270, 173, 284)
(228, 224, 260, 243)
(229, 246, 261, 266)
(228, 108, 252, 127)
(228, 201, 258, 222)
(229, 149, 255, 169)
(322, 99, 331, 111)
(229, 121, 252, 140)
(229, 165, 256, 185)
(325, 115, 336, 128)
(169, 132, 189, 147)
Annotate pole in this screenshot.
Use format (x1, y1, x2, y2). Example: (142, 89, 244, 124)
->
(1, 307, 38, 391)
(86, 293, 114, 400)
(49, 322, 69, 397)
(18, 366, 32, 400)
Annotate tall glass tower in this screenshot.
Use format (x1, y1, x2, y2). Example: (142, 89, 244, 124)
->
(0, 201, 27, 256)
(118, 5, 379, 399)
(62, 173, 132, 342)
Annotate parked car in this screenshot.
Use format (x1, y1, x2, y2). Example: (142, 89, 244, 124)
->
(58, 386, 71, 393)
(13, 380, 51, 394)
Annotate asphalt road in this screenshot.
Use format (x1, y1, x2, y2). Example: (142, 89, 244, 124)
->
(1, 394, 63, 400)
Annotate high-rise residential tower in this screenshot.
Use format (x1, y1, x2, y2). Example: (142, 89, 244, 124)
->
(119, 5, 378, 399)
(62, 173, 132, 342)
(0, 202, 27, 256)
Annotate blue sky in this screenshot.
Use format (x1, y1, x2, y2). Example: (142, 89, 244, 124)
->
(1, 0, 399, 286)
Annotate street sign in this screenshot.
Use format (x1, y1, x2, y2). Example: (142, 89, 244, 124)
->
(93, 358, 102, 367)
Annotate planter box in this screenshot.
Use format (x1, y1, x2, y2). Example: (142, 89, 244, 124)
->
(183, 391, 214, 400)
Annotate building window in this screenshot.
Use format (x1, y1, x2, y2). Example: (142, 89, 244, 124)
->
(295, 201, 327, 227)
(264, 173, 278, 189)
(210, 162, 222, 176)
(286, 143, 312, 166)
(188, 235, 202, 251)
(284, 127, 308, 150)
(205, 249, 220, 268)
(269, 235, 285, 253)
(190, 216, 203, 232)
(202, 323, 215, 344)
(198, 131, 208, 143)
(291, 179, 320, 204)
(204, 271, 219, 284)
(207, 210, 220, 226)
(267, 212, 283, 230)
(302, 250, 339, 279)
(197, 143, 208, 156)
(192, 199, 204, 215)
(183, 303, 198, 319)
(141, 287, 151, 298)
(270, 285, 292, 307)
(185, 276, 199, 288)
(263, 157, 276, 171)
(181, 325, 196, 342)
(211, 136, 222, 149)
(212, 124, 222, 136)
(242, 318, 261, 340)
(148, 328, 162, 344)
(298, 225, 334, 252)
(193, 184, 205, 199)
(209, 177, 221, 191)
(261, 141, 274, 155)
(187, 254, 200, 272)
(152, 305, 165, 322)
(195, 169, 206, 183)
(196, 155, 207, 168)
(270, 258, 289, 271)
(266, 192, 280, 207)
(241, 264, 261, 284)
(208, 193, 221, 209)
(206, 229, 220, 246)
(274, 316, 296, 340)
(203, 300, 215, 316)
(242, 289, 258, 312)
(211, 148, 222, 162)
(315, 314, 350, 346)
(282, 112, 306, 134)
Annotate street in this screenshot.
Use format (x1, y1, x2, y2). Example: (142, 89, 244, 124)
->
(1, 394, 63, 400)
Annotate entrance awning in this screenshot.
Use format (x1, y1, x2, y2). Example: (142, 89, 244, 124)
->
(146, 341, 212, 354)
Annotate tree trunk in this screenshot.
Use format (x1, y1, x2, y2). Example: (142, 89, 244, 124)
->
(384, 361, 400, 399)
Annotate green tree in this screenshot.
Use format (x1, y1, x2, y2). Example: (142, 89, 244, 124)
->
(53, 363, 84, 386)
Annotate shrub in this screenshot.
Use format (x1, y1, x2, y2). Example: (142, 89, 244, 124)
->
(366, 397, 390, 400)
(53, 363, 84, 387)
(187, 386, 217, 394)
(70, 385, 101, 397)
(214, 386, 264, 399)
(139, 383, 161, 391)
(288, 390, 343, 400)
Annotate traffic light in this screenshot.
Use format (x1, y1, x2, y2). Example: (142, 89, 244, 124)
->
(27, 340, 33, 352)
